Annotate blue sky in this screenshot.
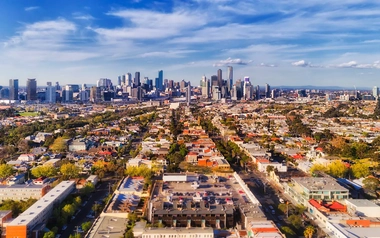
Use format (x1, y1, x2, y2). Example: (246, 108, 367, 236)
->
(1, 0, 380, 87)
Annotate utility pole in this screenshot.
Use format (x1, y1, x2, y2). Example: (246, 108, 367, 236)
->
(75, 225, 80, 235)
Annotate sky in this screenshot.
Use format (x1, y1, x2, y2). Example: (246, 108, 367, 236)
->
(1, 0, 380, 87)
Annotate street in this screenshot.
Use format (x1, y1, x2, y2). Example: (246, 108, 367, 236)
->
(60, 177, 117, 238)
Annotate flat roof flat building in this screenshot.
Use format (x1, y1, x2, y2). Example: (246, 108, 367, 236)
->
(6, 181, 75, 238)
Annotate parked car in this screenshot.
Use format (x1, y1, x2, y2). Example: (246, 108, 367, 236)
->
(62, 225, 67, 231)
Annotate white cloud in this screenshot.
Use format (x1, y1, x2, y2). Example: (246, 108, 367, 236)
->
(335, 61, 380, 69)
(337, 61, 357, 68)
(259, 63, 277, 67)
(292, 60, 310, 67)
(213, 58, 251, 67)
(72, 13, 94, 20)
(24, 6, 39, 11)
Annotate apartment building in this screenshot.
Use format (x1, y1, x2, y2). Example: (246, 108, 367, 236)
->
(0, 184, 50, 201)
(6, 181, 75, 238)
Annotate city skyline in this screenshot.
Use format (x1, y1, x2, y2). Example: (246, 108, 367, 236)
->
(1, 0, 380, 86)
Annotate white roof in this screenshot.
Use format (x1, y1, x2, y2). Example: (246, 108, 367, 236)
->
(9, 181, 75, 227)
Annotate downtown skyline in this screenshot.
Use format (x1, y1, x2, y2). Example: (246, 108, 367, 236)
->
(1, 0, 380, 86)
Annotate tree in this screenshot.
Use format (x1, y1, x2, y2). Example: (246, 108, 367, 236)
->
(125, 230, 134, 238)
(278, 204, 287, 214)
(304, 225, 315, 238)
(43, 231, 55, 238)
(31, 165, 57, 178)
(81, 182, 95, 195)
(69, 234, 81, 238)
(363, 177, 379, 194)
(60, 163, 80, 179)
(328, 160, 348, 178)
(280, 226, 296, 238)
(351, 162, 371, 178)
(92, 203, 103, 215)
(62, 204, 75, 217)
(82, 221, 92, 232)
(310, 163, 328, 174)
(50, 137, 67, 152)
(373, 99, 380, 118)
(288, 214, 302, 229)
(295, 205, 306, 215)
(74, 196, 82, 207)
(0, 164, 13, 179)
(266, 165, 274, 174)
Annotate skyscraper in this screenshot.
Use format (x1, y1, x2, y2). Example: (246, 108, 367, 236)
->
(373, 86, 379, 99)
(256, 85, 260, 100)
(265, 83, 271, 98)
(157, 70, 163, 91)
(126, 73, 132, 87)
(201, 75, 209, 98)
(187, 81, 191, 106)
(9, 79, 19, 100)
(134, 72, 140, 88)
(217, 69, 223, 88)
(46, 82, 56, 103)
(27, 78, 37, 101)
(211, 75, 218, 87)
(227, 66, 233, 92)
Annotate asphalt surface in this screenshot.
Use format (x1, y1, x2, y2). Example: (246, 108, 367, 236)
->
(60, 177, 116, 238)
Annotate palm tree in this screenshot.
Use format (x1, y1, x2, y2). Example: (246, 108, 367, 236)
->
(304, 225, 315, 238)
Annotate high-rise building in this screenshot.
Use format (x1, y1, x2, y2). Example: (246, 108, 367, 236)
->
(118, 76, 122, 86)
(121, 75, 126, 85)
(168, 80, 174, 89)
(126, 73, 132, 87)
(134, 72, 140, 88)
(265, 83, 271, 98)
(373, 86, 379, 99)
(45, 82, 56, 103)
(211, 75, 218, 87)
(187, 81, 191, 106)
(26, 78, 37, 101)
(201, 76, 209, 98)
(63, 85, 73, 102)
(227, 66, 233, 92)
(157, 70, 163, 91)
(9, 79, 19, 100)
(97, 78, 112, 88)
(180, 80, 187, 90)
(55, 82, 61, 91)
(217, 69, 223, 88)
(256, 85, 260, 100)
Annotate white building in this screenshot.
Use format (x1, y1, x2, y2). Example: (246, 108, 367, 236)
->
(345, 199, 380, 217)
(18, 154, 35, 162)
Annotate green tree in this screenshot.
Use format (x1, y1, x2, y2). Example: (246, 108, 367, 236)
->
(0, 164, 13, 179)
(60, 163, 80, 179)
(69, 234, 81, 238)
(280, 226, 296, 238)
(92, 203, 103, 215)
(288, 214, 302, 230)
(327, 160, 348, 178)
(363, 177, 379, 194)
(295, 205, 306, 215)
(304, 225, 315, 238)
(62, 204, 75, 217)
(82, 221, 92, 232)
(125, 230, 134, 238)
(310, 163, 328, 174)
(74, 196, 82, 207)
(266, 165, 275, 174)
(351, 162, 371, 178)
(81, 182, 95, 195)
(278, 204, 287, 214)
(43, 231, 55, 238)
(50, 137, 67, 152)
(31, 165, 57, 178)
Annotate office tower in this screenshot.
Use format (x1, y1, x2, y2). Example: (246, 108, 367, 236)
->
(187, 81, 191, 106)
(231, 84, 237, 100)
(9, 79, 19, 100)
(201, 76, 209, 98)
(131, 86, 142, 101)
(164, 79, 168, 90)
(235, 79, 243, 99)
(63, 85, 73, 102)
(227, 66, 233, 92)
(45, 82, 56, 103)
(134, 72, 140, 88)
(157, 70, 163, 91)
(0, 88, 9, 99)
(265, 83, 271, 98)
(256, 85, 260, 100)
(97, 78, 112, 88)
(180, 80, 187, 90)
(121, 75, 126, 85)
(211, 75, 218, 87)
(168, 80, 174, 89)
(243, 77, 250, 99)
(217, 69, 223, 88)
(271, 89, 276, 99)
(154, 78, 159, 90)
(67, 84, 80, 93)
(117, 76, 122, 86)
(373, 86, 379, 99)
(126, 73, 132, 87)
(82, 84, 87, 91)
(212, 86, 221, 101)
(26, 78, 37, 101)
(55, 82, 61, 91)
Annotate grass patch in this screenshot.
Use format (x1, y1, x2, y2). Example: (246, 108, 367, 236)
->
(19, 112, 39, 117)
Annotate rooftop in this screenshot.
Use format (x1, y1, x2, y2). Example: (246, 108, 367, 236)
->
(118, 176, 144, 194)
(87, 216, 127, 238)
(346, 199, 380, 208)
(292, 177, 348, 191)
(8, 181, 75, 227)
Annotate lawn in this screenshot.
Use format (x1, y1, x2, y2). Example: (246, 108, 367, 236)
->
(19, 111, 39, 117)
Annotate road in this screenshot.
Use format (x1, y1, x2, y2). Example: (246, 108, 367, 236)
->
(60, 177, 117, 238)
